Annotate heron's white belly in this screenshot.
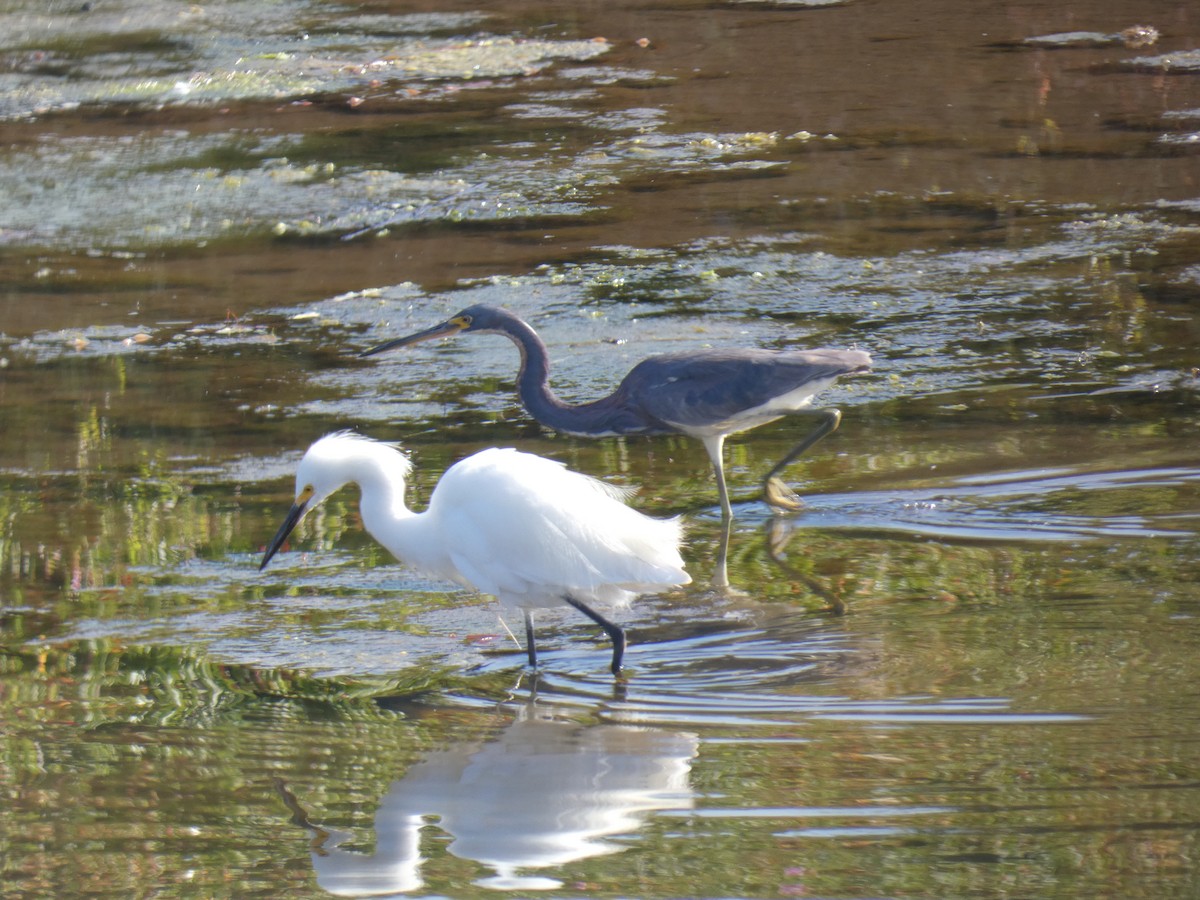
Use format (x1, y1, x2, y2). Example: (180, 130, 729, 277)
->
(669, 377, 835, 438)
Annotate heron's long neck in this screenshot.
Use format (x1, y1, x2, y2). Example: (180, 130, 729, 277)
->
(498, 317, 632, 434)
(498, 317, 575, 419)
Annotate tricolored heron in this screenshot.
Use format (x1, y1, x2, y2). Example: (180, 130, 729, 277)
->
(363, 305, 871, 518)
(260, 431, 690, 675)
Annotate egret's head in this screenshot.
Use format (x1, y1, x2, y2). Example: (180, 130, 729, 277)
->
(360, 304, 516, 357)
(259, 432, 410, 571)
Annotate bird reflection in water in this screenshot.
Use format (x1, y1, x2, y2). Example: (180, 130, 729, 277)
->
(276, 704, 697, 894)
(707, 514, 846, 614)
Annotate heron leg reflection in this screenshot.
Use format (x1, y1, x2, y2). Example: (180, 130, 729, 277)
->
(713, 514, 732, 590)
(765, 518, 847, 615)
(763, 408, 843, 512)
(562, 595, 627, 675)
(524, 610, 538, 669)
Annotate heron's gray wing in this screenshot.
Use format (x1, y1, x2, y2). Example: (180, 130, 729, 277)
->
(619, 348, 870, 430)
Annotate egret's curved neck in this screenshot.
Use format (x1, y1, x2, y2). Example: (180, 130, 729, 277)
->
(351, 455, 415, 548)
(345, 453, 459, 582)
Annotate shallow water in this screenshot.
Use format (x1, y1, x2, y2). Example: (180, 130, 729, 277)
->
(2, 0, 1200, 897)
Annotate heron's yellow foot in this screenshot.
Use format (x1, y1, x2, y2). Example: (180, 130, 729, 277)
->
(764, 477, 805, 512)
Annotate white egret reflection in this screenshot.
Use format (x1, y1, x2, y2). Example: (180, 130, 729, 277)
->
(279, 705, 697, 894)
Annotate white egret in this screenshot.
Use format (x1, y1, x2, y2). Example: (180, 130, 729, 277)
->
(259, 432, 690, 675)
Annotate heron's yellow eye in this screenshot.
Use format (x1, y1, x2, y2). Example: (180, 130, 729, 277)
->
(453, 315, 472, 328)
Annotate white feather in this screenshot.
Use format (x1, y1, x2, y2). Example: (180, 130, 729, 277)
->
(288, 434, 689, 615)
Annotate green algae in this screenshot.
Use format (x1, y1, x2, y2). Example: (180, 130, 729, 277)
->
(0, 1, 607, 120)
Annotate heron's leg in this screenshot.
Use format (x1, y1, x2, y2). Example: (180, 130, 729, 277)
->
(562, 595, 627, 676)
(700, 434, 733, 519)
(763, 408, 842, 512)
(524, 609, 538, 669)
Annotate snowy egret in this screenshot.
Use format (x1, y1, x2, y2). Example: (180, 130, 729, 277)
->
(259, 432, 690, 675)
(363, 305, 872, 518)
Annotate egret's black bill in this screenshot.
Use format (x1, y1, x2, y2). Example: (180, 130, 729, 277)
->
(361, 319, 463, 357)
(260, 500, 307, 570)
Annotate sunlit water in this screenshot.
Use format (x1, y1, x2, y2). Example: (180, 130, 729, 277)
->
(3, 0, 1200, 897)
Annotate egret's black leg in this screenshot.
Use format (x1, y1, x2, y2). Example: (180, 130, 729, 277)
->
(562, 596, 627, 675)
(273, 777, 314, 830)
(524, 609, 538, 669)
(763, 408, 842, 511)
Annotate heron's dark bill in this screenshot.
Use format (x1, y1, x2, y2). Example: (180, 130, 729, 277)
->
(260, 500, 308, 570)
(361, 318, 464, 357)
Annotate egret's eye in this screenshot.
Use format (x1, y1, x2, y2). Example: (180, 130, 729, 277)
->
(297, 484, 315, 503)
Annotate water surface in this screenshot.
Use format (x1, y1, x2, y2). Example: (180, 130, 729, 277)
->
(2, 0, 1199, 897)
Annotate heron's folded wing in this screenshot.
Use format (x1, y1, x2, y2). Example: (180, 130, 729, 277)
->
(621, 349, 870, 430)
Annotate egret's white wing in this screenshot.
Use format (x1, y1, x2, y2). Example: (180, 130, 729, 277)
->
(427, 449, 688, 608)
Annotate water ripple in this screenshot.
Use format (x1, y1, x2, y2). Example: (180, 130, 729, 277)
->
(763, 465, 1200, 542)
(456, 621, 1088, 734)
